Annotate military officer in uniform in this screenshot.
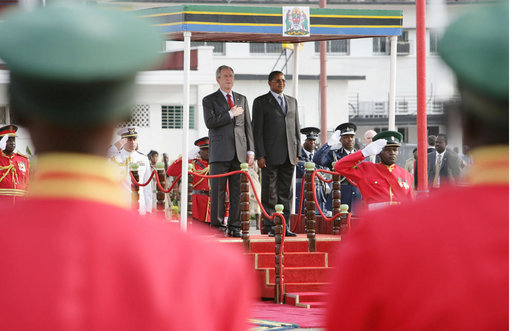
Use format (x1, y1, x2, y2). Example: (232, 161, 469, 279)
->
(313, 122, 362, 213)
(0, 4, 254, 330)
(334, 131, 414, 210)
(0, 125, 29, 204)
(167, 137, 212, 224)
(108, 126, 153, 215)
(295, 127, 328, 214)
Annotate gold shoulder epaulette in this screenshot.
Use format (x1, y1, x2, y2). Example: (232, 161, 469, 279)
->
(16, 152, 29, 159)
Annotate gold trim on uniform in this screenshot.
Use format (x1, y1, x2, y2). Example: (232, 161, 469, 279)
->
(29, 153, 127, 208)
(465, 146, 508, 186)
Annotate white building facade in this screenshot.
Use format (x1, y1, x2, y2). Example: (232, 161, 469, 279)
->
(0, 1, 475, 159)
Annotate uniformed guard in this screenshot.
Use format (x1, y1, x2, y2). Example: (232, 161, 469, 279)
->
(334, 130, 414, 210)
(0, 125, 29, 204)
(313, 122, 362, 213)
(108, 126, 153, 215)
(0, 3, 254, 330)
(167, 137, 212, 224)
(295, 127, 329, 214)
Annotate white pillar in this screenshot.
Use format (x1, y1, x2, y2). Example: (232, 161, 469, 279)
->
(180, 31, 191, 232)
(388, 36, 398, 131)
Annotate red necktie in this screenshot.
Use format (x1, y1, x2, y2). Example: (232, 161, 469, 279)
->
(227, 94, 234, 108)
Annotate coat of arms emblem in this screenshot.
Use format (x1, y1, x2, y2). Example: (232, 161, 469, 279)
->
(283, 7, 310, 37)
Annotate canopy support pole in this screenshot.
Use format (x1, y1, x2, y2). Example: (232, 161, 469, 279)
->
(291, 43, 300, 215)
(180, 31, 191, 232)
(388, 35, 398, 130)
(416, 0, 429, 196)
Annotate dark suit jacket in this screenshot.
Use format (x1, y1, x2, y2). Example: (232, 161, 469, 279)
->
(252, 92, 301, 166)
(203, 89, 254, 163)
(427, 150, 461, 186)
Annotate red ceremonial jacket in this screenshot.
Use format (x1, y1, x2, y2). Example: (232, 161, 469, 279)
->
(167, 157, 209, 191)
(0, 153, 255, 330)
(0, 151, 30, 204)
(167, 157, 211, 222)
(334, 151, 414, 206)
(327, 146, 508, 330)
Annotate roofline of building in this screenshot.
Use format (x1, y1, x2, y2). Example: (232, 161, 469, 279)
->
(236, 74, 366, 81)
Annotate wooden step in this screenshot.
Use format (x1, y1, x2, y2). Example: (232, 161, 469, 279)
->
(250, 252, 328, 268)
(256, 266, 332, 284)
(285, 292, 328, 308)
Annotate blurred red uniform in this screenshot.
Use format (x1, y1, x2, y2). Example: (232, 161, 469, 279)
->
(167, 157, 211, 222)
(0, 153, 256, 330)
(334, 150, 413, 208)
(327, 146, 508, 330)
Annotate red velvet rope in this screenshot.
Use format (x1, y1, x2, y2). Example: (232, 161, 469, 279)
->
(129, 169, 155, 187)
(315, 171, 333, 183)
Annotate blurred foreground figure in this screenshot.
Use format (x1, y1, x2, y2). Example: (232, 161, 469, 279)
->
(327, 3, 508, 330)
(0, 4, 254, 330)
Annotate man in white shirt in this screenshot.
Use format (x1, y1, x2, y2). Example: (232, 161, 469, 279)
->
(108, 126, 153, 214)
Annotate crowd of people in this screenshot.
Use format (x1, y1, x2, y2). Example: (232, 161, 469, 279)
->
(0, 1, 506, 330)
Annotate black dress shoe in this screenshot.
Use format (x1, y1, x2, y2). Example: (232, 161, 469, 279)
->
(285, 230, 297, 237)
(229, 230, 242, 238)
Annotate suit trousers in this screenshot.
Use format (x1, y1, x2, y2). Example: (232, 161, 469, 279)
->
(209, 158, 241, 231)
(261, 162, 295, 230)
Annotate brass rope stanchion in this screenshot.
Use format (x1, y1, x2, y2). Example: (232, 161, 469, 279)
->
(155, 161, 166, 217)
(274, 204, 285, 304)
(240, 163, 250, 250)
(130, 163, 140, 210)
(187, 163, 193, 224)
(331, 161, 341, 235)
(305, 162, 316, 252)
(339, 204, 349, 235)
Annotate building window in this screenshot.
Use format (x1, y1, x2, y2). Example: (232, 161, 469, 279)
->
(429, 30, 440, 55)
(118, 104, 150, 128)
(398, 30, 409, 42)
(191, 41, 225, 55)
(398, 127, 407, 141)
(162, 105, 195, 129)
(315, 40, 349, 55)
(249, 42, 282, 54)
(373, 37, 389, 55)
(428, 126, 439, 137)
(374, 31, 409, 55)
(0, 105, 8, 124)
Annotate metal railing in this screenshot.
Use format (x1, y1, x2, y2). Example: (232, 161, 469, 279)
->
(348, 94, 458, 118)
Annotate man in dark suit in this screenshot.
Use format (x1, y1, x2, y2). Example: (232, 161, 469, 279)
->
(427, 133, 461, 190)
(252, 71, 301, 237)
(203, 65, 255, 237)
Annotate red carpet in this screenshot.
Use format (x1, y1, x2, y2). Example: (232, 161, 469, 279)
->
(250, 301, 326, 328)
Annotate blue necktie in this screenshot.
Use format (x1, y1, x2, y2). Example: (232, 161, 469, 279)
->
(279, 95, 286, 115)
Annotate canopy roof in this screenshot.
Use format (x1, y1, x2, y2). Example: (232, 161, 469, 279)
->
(138, 4, 403, 43)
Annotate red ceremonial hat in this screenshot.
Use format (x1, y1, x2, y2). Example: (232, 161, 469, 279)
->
(194, 137, 209, 148)
(0, 124, 18, 137)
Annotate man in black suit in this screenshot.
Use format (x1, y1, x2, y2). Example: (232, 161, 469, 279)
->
(203, 65, 255, 237)
(252, 71, 301, 237)
(427, 133, 461, 190)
